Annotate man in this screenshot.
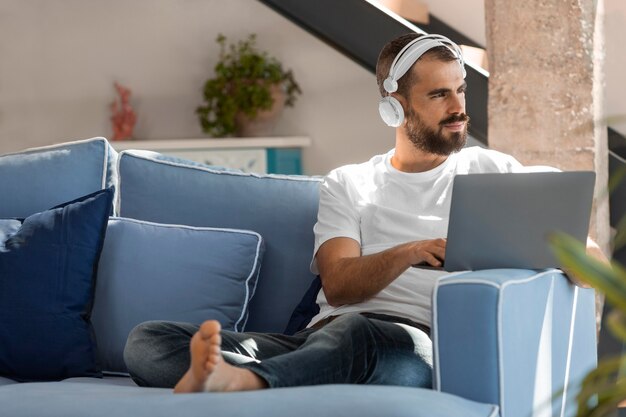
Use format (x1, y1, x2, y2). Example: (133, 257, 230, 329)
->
(124, 33, 600, 393)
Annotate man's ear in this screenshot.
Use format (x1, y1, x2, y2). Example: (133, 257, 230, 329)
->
(391, 92, 407, 108)
(391, 93, 409, 126)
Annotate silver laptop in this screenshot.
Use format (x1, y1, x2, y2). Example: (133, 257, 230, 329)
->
(414, 171, 595, 272)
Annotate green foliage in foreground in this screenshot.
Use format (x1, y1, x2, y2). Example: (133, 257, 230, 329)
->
(550, 232, 626, 416)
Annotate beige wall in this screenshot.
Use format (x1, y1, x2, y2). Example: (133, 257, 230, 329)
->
(422, 0, 486, 45)
(604, 0, 626, 134)
(3, 0, 623, 175)
(0, 0, 393, 175)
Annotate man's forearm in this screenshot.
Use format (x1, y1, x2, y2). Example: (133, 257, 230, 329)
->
(318, 237, 446, 306)
(321, 243, 414, 306)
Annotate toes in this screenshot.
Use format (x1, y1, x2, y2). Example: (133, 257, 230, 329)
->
(210, 344, 221, 357)
(190, 334, 207, 359)
(193, 322, 222, 371)
(199, 320, 221, 339)
(209, 332, 221, 346)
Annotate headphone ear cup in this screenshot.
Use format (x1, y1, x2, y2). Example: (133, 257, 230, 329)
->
(378, 96, 405, 127)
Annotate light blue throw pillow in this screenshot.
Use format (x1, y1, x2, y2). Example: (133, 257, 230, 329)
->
(0, 137, 117, 218)
(117, 150, 321, 333)
(91, 217, 264, 374)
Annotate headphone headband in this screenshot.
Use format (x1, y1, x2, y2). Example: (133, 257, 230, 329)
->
(383, 34, 466, 93)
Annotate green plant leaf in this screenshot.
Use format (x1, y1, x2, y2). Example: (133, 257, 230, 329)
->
(606, 310, 626, 343)
(576, 356, 626, 416)
(583, 380, 626, 417)
(550, 233, 626, 313)
(613, 215, 626, 251)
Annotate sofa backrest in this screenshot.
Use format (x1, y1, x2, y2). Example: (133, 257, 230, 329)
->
(0, 137, 117, 218)
(116, 150, 322, 333)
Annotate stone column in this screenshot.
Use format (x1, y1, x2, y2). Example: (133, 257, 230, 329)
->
(485, 0, 609, 327)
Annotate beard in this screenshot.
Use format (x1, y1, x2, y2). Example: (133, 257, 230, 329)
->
(405, 107, 469, 156)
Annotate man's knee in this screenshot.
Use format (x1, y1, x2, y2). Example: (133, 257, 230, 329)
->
(334, 313, 373, 332)
(343, 317, 433, 388)
(124, 321, 161, 385)
(371, 351, 433, 388)
(123, 320, 194, 388)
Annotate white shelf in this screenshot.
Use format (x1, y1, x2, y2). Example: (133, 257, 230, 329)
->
(111, 136, 311, 151)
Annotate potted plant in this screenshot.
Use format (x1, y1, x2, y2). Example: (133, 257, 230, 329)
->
(196, 33, 302, 137)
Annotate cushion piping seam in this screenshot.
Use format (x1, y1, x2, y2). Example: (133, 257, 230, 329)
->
(498, 270, 563, 417)
(115, 152, 124, 214)
(234, 235, 264, 332)
(101, 141, 108, 190)
(118, 151, 321, 183)
(559, 286, 579, 417)
(108, 217, 262, 237)
(0, 137, 107, 158)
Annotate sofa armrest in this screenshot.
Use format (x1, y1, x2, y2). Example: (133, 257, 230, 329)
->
(432, 269, 597, 417)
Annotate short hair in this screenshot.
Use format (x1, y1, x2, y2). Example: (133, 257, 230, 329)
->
(376, 33, 459, 98)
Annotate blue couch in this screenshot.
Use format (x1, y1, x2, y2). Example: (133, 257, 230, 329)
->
(0, 137, 597, 417)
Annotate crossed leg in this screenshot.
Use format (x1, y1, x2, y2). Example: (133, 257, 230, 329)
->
(126, 314, 432, 392)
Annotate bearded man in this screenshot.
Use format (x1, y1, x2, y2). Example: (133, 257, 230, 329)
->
(123, 33, 549, 393)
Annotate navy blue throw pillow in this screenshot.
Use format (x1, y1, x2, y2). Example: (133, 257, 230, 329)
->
(0, 187, 114, 381)
(283, 276, 321, 335)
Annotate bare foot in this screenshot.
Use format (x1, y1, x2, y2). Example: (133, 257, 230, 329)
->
(173, 320, 268, 393)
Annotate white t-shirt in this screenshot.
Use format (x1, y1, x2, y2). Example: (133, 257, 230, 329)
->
(309, 146, 524, 328)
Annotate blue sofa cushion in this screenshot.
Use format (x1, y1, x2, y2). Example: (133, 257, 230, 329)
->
(0, 137, 117, 218)
(0, 381, 499, 417)
(0, 188, 114, 381)
(117, 150, 321, 333)
(91, 217, 264, 374)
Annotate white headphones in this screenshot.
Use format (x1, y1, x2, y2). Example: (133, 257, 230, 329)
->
(378, 34, 466, 127)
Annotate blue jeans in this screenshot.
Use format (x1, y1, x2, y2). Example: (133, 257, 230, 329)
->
(124, 313, 433, 389)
